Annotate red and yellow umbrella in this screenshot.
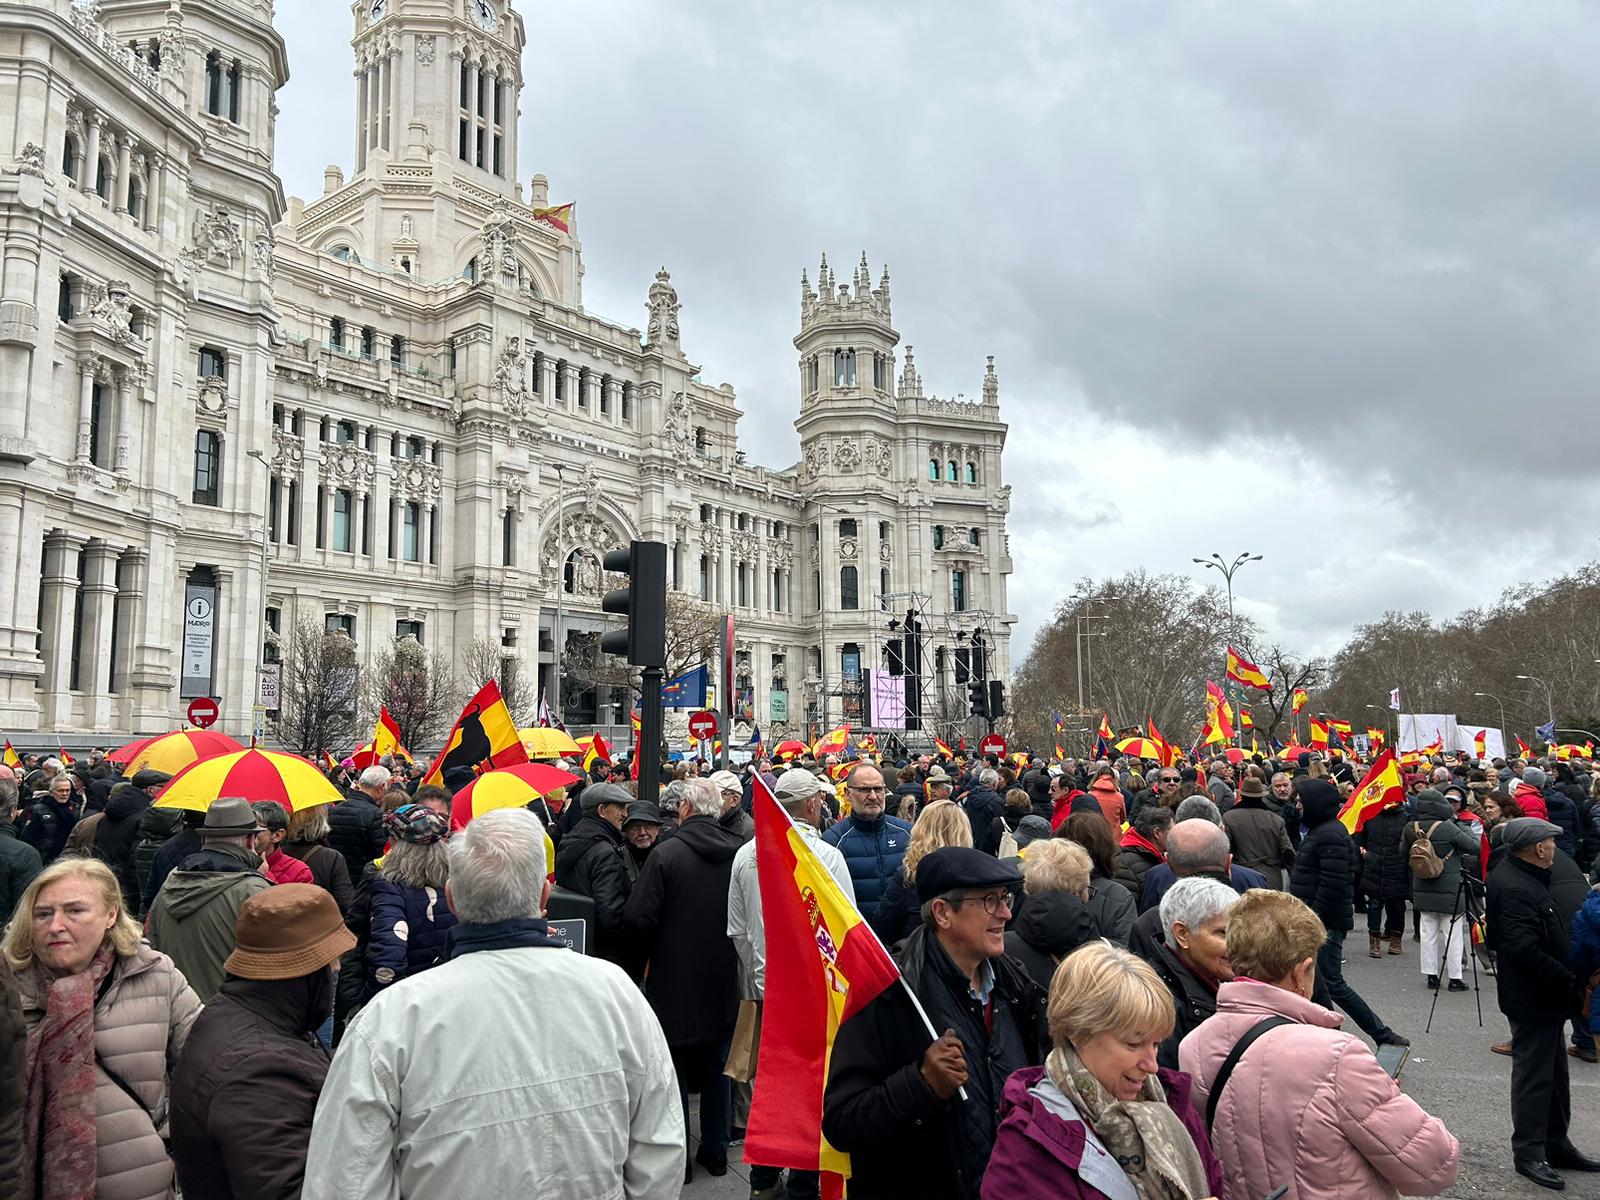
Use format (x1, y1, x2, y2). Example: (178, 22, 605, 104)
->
(1114, 737, 1165, 761)
(773, 739, 808, 762)
(518, 727, 581, 760)
(154, 749, 343, 814)
(112, 730, 244, 778)
(449, 762, 581, 830)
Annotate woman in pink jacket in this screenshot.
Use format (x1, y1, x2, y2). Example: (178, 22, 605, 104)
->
(1179, 889, 1460, 1200)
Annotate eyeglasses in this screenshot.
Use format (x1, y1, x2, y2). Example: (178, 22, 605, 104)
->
(949, 889, 1018, 915)
(847, 785, 887, 794)
(1159, 777, 1180, 785)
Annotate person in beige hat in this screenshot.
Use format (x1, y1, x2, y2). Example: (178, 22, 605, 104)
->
(145, 797, 272, 1001)
(170, 884, 356, 1199)
(709, 769, 754, 843)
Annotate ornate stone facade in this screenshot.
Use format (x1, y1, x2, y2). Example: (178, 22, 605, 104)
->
(0, 0, 1012, 743)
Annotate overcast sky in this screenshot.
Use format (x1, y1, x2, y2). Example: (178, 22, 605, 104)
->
(275, 1, 1600, 661)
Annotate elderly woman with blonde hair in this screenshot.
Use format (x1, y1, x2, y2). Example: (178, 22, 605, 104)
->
(5, 856, 202, 1200)
(1005, 840, 1099, 990)
(983, 940, 1225, 1199)
(869, 800, 972, 946)
(1179, 889, 1459, 1200)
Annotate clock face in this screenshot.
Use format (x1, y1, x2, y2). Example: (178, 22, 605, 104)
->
(369, 0, 386, 19)
(471, 0, 498, 31)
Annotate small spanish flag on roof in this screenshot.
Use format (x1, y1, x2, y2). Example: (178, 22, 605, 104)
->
(531, 202, 575, 233)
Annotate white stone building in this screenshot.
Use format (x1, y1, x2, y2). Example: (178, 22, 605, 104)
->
(0, 0, 1014, 747)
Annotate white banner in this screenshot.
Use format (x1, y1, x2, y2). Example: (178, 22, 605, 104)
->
(259, 663, 280, 711)
(1455, 725, 1506, 761)
(180, 581, 216, 699)
(1397, 713, 1457, 753)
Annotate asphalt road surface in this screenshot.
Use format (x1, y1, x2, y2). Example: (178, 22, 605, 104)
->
(685, 932, 1600, 1198)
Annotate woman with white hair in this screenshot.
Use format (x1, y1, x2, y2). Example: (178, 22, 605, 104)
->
(1006, 840, 1099, 991)
(983, 941, 1225, 1199)
(1140, 876, 1240, 1071)
(365, 804, 457, 998)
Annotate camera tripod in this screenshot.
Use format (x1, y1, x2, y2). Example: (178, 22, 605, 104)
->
(1424, 866, 1484, 1033)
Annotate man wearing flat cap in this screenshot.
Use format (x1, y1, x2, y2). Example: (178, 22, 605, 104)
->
(1488, 816, 1600, 1190)
(822, 846, 1046, 1200)
(147, 797, 272, 1001)
(553, 781, 636, 970)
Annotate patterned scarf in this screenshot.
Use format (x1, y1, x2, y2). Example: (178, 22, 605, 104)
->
(22, 944, 116, 1200)
(1046, 1045, 1209, 1200)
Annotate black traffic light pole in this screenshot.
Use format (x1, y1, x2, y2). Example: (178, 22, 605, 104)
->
(602, 540, 668, 805)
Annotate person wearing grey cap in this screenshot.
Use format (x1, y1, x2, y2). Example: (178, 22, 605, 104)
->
(710, 769, 754, 843)
(1487, 816, 1600, 1189)
(553, 782, 636, 970)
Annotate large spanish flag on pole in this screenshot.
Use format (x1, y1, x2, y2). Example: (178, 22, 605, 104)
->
(745, 776, 901, 1190)
(1337, 747, 1404, 833)
(1224, 646, 1272, 691)
(422, 679, 528, 785)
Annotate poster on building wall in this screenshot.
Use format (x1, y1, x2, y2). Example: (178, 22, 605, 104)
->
(770, 690, 789, 723)
(180, 581, 216, 699)
(871, 674, 907, 730)
(259, 664, 281, 711)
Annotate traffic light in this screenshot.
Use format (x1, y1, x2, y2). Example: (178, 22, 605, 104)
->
(968, 677, 989, 719)
(600, 541, 668, 666)
(988, 680, 1006, 720)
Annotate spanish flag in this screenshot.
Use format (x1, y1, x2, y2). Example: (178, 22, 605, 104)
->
(423, 679, 528, 786)
(1225, 647, 1272, 691)
(531, 201, 575, 233)
(1239, 707, 1254, 731)
(745, 775, 900, 1191)
(1419, 733, 1443, 756)
(1146, 718, 1178, 768)
(2, 740, 18, 770)
(320, 749, 338, 773)
(1337, 748, 1403, 833)
(1292, 688, 1309, 714)
(57, 747, 75, 767)
(1328, 718, 1353, 737)
(812, 724, 850, 758)
(1309, 718, 1329, 751)
(353, 706, 411, 769)
(1367, 726, 1386, 747)
(1516, 735, 1532, 758)
(1204, 681, 1234, 743)
(932, 737, 955, 758)
(1473, 729, 1488, 758)
(576, 733, 612, 774)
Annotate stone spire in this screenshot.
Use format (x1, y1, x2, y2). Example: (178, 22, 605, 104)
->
(898, 345, 923, 398)
(983, 355, 999, 405)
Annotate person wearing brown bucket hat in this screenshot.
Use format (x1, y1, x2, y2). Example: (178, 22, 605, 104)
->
(170, 884, 356, 1200)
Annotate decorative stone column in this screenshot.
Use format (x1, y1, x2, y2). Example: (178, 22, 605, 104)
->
(83, 116, 102, 196)
(112, 368, 131, 476)
(38, 530, 85, 725)
(80, 540, 120, 726)
(114, 134, 132, 213)
(75, 354, 97, 464)
(562, 361, 580, 416)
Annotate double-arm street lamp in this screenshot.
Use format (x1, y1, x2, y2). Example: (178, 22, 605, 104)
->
(1472, 691, 1507, 757)
(1515, 673, 1556, 733)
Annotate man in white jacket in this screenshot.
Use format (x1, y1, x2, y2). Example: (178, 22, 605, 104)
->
(304, 807, 684, 1199)
(728, 768, 855, 1200)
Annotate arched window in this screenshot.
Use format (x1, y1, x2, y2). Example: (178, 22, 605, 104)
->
(127, 180, 143, 222)
(61, 136, 78, 185)
(329, 245, 355, 262)
(970, 527, 982, 548)
(965, 461, 977, 483)
(840, 565, 858, 610)
(464, 256, 479, 282)
(95, 156, 111, 200)
(564, 549, 583, 595)
(946, 461, 958, 482)
(928, 459, 939, 481)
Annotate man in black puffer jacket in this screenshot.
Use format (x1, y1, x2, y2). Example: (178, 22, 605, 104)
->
(326, 765, 391, 879)
(553, 783, 635, 971)
(1355, 799, 1411, 956)
(1290, 779, 1409, 1047)
(960, 768, 1007, 855)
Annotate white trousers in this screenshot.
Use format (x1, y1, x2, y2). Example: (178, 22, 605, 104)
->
(1419, 910, 1466, 980)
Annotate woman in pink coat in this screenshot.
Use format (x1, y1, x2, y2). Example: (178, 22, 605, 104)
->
(1180, 889, 1460, 1200)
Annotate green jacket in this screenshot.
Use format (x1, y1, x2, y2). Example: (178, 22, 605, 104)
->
(0, 822, 43, 927)
(146, 844, 270, 1001)
(1404, 792, 1481, 915)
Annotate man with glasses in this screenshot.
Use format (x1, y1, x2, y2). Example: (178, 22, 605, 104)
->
(1132, 767, 1184, 819)
(823, 847, 1043, 1199)
(822, 763, 909, 920)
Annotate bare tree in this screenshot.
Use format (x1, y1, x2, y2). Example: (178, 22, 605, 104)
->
(364, 635, 457, 752)
(270, 616, 361, 758)
(458, 636, 538, 726)
(1247, 644, 1326, 745)
(565, 591, 725, 696)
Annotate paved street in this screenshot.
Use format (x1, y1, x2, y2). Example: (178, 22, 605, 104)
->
(686, 932, 1600, 1199)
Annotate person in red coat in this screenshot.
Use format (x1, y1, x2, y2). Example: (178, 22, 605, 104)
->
(252, 801, 315, 885)
(982, 941, 1224, 1200)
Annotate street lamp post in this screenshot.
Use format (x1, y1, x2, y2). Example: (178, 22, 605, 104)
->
(1194, 552, 1261, 749)
(1363, 704, 1395, 750)
(552, 463, 565, 726)
(1071, 593, 1117, 756)
(246, 449, 271, 746)
(1516, 673, 1555, 740)
(1472, 691, 1507, 758)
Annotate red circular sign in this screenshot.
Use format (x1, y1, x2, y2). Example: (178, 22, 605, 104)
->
(979, 733, 1008, 757)
(688, 711, 718, 741)
(187, 696, 219, 728)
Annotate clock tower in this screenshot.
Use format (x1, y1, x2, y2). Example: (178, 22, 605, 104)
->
(351, 0, 525, 192)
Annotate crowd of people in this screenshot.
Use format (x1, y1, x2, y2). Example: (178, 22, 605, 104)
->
(0, 739, 1598, 1198)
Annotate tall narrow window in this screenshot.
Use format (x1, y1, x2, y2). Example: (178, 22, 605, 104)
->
(840, 565, 859, 611)
(928, 459, 939, 481)
(737, 564, 749, 608)
(881, 568, 890, 602)
(88, 383, 106, 467)
(699, 555, 710, 602)
(360, 327, 375, 360)
(315, 488, 326, 549)
(287, 481, 300, 545)
(621, 384, 633, 423)
(268, 476, 280, 541)
(970, 527, 982, 547)
(205, 52, 222, 115)
(390, 335, 404, 367)
(932, 525, 944, 550)
(193, 431, 220, 506)
(946, 460, 958, 482)
(58, 276, 73, 322)
(226, 61, 241, 123)
(330, 490, 352, 552)
(402, 502, 420, 561)
(502, 511, 515, 566)
(61, 136, 78, 184)
(965, 461, 977, 483)
(329, 317, 344, 351)
(952, 570, 967, 612)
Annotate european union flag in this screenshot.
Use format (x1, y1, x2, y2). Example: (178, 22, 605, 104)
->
(661, 664, 709, 709)
(1536, 719, 1557, 745)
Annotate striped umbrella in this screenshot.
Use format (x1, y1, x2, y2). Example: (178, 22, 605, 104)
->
(450, 762, 582, 830)
(154, 749, 343, 814)
(113, 730, 244, 778)
(773, 739, 808, 762)
(1113, 737, 1165, 761)
(517, 727, 581, 759)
